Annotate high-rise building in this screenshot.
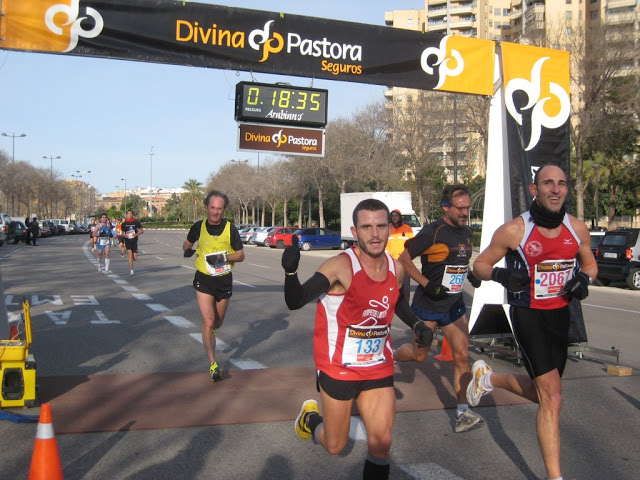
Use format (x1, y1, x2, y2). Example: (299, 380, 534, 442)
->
(384, 0, 639, 183)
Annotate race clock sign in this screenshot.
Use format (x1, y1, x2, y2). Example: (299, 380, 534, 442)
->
(235, 81, 328, 127)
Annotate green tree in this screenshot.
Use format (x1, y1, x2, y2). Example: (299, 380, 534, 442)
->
(182, 179, 204, 222)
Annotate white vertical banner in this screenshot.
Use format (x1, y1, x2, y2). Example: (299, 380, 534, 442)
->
(469, 49, 512, 334)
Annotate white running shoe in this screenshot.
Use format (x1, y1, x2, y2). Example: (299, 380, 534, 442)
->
(104, 270, 111, 275)
(130, 270, 134, 276)
(466, 360, 493, 407)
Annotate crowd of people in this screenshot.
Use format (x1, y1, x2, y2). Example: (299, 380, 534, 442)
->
(89, 210, 144, 276)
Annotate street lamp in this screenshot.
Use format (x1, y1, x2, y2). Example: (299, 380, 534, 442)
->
(1, 132, 27, 215)
(593, 163, 602, 229)
(43, 155, 61, 217)
(121, 178, 127, 213)
(71, 173, 82, 219)
(77, 170, 91, 222)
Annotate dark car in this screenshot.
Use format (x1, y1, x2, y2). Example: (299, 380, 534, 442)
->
(589, 230, 605, 256)
(7, 221, 28, 244)
(595, 228, 640, 290)
(266, 227, 297, 249)
(293, 227, 342, 251)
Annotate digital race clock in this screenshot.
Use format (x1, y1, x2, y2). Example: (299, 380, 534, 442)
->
(235, 81, 328, 127)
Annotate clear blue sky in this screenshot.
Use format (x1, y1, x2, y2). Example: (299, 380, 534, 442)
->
(0, 1, 424, 195)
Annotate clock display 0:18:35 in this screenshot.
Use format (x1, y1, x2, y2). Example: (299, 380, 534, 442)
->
(235, 82, 328, 127)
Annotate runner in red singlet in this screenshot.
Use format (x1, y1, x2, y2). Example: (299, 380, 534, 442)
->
(468, 163, 597, 480)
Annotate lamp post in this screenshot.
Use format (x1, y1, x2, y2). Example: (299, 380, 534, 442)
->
(43, 155, 61, 217)
(71, 173, 82, 220)
(593, 163, 602, 229)
(77, 170, 91, 222)
(149, 146, 154, 217)
(121, 178, 127, 214)
(2, 132, 27, 215)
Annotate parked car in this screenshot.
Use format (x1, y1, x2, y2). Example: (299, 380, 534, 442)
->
(589, 230, 606, 256)
(240, 226, 259, 244)
(38, 222, 52, 238)
(43, 220, 58, 236)
(595, 228, 640, 290)
(265, 227, 297, 249)
(0, 213, 12, 244)
(251, 226, 275, 246)
(293, 227, 342, 251)
(7, 220, 27, 244)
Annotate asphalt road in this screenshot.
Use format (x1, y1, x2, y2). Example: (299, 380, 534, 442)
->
(0, 231, 638, 480)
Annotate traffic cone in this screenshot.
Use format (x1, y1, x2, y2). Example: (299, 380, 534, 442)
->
(434, 337, 454, 362)
(29, 403, 63, 480)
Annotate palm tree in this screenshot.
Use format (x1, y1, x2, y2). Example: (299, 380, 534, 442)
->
(182, 179, 204, 222)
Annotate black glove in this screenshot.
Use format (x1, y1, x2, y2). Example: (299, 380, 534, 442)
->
(424, 281, 449, 300)
(564, 272, 590, 300)
(491, 267, 530, 292)
(467, 271, 482, 288)
(183, 248, 196, 258)
(206, 252, 228, 266)
(413, 322, 433, 347)
(282, 235, 300, 274)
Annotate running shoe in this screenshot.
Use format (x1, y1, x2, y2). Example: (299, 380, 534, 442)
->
(104, 270, 111, 275)
(295, 399, 319, 440)
(209, 362, 224, 382)
(466, 359, 493, 407)
(130, 270, 134, 276)
(455, 409, 485, 433)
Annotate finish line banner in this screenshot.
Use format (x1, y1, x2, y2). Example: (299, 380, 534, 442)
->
(502, 42, 571, 218)
(0, 0, 495, 95)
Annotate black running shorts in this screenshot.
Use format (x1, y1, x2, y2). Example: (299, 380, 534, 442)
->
(125, 238, 138, 253)
(510, 305, 570, 379)
(317, 371, 394, 401)
(193, 270, 233, 302)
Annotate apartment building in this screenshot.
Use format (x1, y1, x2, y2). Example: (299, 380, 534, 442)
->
(384, 0, 639, 182)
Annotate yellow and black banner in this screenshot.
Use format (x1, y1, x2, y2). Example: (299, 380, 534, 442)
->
(502, 42, 571, 218)
(0, 0, 494, 95)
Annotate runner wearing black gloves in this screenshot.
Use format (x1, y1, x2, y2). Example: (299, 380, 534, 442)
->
(395, 183, 485, 433)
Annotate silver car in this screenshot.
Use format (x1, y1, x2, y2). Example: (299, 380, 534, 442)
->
(251, 226, 275, 246)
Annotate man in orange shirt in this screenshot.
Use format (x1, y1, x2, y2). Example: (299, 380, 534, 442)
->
(386, 209, 414, 299)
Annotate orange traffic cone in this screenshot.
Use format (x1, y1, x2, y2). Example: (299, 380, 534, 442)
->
(29, 403, 63, 480)
(434, 337, 454, 362)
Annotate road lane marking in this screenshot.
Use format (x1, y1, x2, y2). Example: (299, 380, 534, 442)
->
(165, 316, 194, 328)
(583, 303, 639, 314)
(132, 293, 153, 301)
(146, 304, 169, 312)
(229, 359, 266, 369)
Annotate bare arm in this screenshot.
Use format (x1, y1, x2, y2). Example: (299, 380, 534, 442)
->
(571, 216, 598, 279)
(397, 249, 428, 288)
(473, 219, 524, 280)
(228, 249, 245, 263)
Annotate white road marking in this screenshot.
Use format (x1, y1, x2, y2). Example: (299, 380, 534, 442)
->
(233, 280, 256, 288)
(132, 293, 153, 301)
(583, 303, 639, 315)
(165, 316, 194, 328)
(181, 265, 196, 270)
(121, 286, 139, 292)
(398, 463, 465, 479)
(248, 263, 269, 269)
(146, 304, 169, 312)
(229, 359, 266, 369)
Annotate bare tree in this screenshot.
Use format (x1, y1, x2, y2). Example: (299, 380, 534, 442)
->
(385, 90, 453, 223)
